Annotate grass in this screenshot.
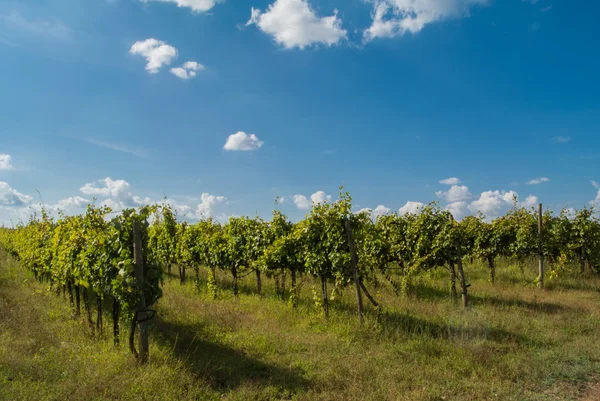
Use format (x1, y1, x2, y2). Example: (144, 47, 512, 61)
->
(2, 249, 600, 401)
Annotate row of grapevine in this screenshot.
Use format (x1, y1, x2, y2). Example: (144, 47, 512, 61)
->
(148, 189, 600, 318)
(0, 205, 163, 362)
(2, 189, 600, 336)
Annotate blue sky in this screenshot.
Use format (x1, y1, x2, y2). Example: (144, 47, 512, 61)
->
(1, 0, 599, 225)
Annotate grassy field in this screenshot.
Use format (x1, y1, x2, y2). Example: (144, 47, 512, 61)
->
(2, 248, 600, 401)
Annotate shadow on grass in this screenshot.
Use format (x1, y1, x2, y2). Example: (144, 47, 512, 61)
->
(411, 283, 574, 314)
(546, 277, 600, 292)
(152, 317, 310, 395)
(378, 310, 543, 346)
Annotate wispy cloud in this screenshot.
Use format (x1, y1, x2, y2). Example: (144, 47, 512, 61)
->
(321, 149, 337, 155)
(0, 36, 16, 47)
(552, 136, 572, 143)
(0, 11, 71, 41)
(79, 137, 150, 158)
(592, 180, 600, 189)
(527, 177, 550, 185)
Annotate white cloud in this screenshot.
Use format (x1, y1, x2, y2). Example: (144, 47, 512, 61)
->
(129, 38, 178, 74)
(0, 11, 71, 40)
(78, 137, 149, 158)
(141, 0, 219, 12)
(521, 195, 539, 209)
(527, 177, 550, 185)
(468, 190, 517, 219)
(356, 204, 391, 219)
(0, 154, 14, 170)
(552, 136, 571, 143)
(364, 0, 488, 41)
(357, 208, 372, 215)
(57, 196, 90, 209)
(292, 190, 332, 210)
(436, 185, 472, 202)
(0, 181, 32, 206)
(439, 177, 460, 185)
(170, 60, 205, 79)
(223, 131, 264, 151)
(81, 178, 131, 199)
(446, 201, 467, 219)
(80, 177, 151, 209)
(373, 204, 391, 217)
(196, 193, 227, 218)
(399, 201, 424, 215)
(293, 194, 311, 210)
(247, 0, 347, 49)
(592, 186, 600, 207)
(310, 190, 332, 205)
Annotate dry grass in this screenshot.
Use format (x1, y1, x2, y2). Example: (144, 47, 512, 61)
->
(2, 250, 600, 401)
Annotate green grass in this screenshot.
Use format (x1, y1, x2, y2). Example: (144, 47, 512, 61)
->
(2, 250, 600, 401)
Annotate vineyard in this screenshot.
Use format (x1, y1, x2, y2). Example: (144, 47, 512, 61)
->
(1, 190, 600, 400)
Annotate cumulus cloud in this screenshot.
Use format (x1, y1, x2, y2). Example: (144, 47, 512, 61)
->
(57, 196, 90, 210)
(196, 193, 227, 218)
(170, 60, 205, 79)
(0, 154, 14, 170)
(364, 0, 488, 41)
(446, 201, 468, 219)
(247, 0, 347, 49)
(357, 204, 391, 219)
(81, 178, 131, 199)
(373, 204, 391, 217)
(0, 181, 32, 206)
(223, 131, 264, 151)
(141, 0, 219, 12)
(439, 177, 460, 185)
(311, 190, 332, 205)
(592, 183, 600, 207)
(80, 177, 152, 209)
(521, 195, 539, 209)
(399, 201, 424, 215)
(436, 185, 472, 202)
(292, 190, 332, 210)
(129, 38, 178, 74)
(293, 194, 311, 210)
(468, 190, 517, 219)
(527, 177, 550, 185)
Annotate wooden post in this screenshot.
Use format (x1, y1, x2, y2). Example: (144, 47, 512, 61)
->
(450, 215, 468, 308)
(456, 248, 468, 309)
(487, 256, 496, 284)
(538, 203, 544, 289)
(75, 284, 81, 316)
(320, 276, 329, 318)
(255, 269, 262, 295)
(133, 221, 149, 364)
(345, 219, 364, 325)
(232, 267, 238, 296)
(449, 262, 458, 302)
(113, 297, 120, 346)
(291, 267, 297, 308)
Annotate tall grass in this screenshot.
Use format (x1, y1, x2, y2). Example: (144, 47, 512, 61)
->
(1, 250, 600, 401)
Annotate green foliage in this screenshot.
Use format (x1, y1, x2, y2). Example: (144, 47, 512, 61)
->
(0, 204, 163, 322)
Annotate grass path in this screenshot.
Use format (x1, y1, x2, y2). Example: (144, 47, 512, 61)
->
(2, 249, 600, 400)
